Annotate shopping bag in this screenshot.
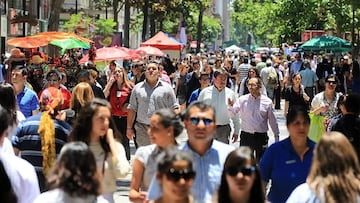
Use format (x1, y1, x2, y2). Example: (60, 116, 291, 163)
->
(308, 113, 325, 142)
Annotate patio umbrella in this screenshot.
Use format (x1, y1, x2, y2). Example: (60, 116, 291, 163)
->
(299, 35, 351, 53)
(33, 31, 93, 43)
(136, 46, 165, 56)
(49, 38, 90, 54)
(7, 36, 49, 48)
(79, 46, 132, 63)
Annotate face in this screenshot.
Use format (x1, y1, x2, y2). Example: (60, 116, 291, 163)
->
(247, 78, 261, 96)
(199, 75, 210, 88)
(91, 106, 111, 139)
(225, 160, 256, 195)
(114, 68, 124, 83)
(147, 114, 173, 148)
(248, 69, 256, 78)
(325, 78, 337, 92)
(159, 160, 194, 201)
(213, 74, 227, 90)
(11, 69, 26, 85)
(184, 107, 215, 142)
(47, 75, 61, 88)
(145, 63, 160, 82)
(292, 74, 302, 86)
(287, 115, 310, 139)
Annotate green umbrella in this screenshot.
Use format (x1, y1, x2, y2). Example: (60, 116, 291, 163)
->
(49, 38, 90, 54)
(299, 35, 351, 53)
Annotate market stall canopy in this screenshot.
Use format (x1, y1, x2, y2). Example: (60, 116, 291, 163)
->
(7, 36, 49, 48)
(33, 31, 93, 43)
(135, 46, 165, 57)
(141, 31, 182, 50)
(299, 35, 351, 53)
(225, 45, 245, 53)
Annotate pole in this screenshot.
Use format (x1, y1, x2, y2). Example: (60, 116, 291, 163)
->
(352, 5, 355, 58)
(75, 0, 78, 14)
(22, 0, 26, 36)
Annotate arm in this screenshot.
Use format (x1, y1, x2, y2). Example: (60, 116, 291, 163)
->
(174, 77, 179, 96)
(126, 109, 136, 140)
(129, 159, 147, 203)
(103, 77, 115, 98)
(268, 105, 280, 142)
(284, 100, 289, 118)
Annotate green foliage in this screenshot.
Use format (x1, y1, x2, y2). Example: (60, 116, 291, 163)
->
(62, 14, 91, 34)
(95, 19, 117, 36)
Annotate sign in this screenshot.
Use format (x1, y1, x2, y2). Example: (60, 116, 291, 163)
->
(301, 30, 325, 42)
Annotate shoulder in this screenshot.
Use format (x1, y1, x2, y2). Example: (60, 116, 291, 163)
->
(286, 183, 317, 203)
(134, 144, 156, 162)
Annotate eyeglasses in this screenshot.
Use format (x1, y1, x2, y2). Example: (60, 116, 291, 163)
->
(247, 83, 258, 87)
(47, 79, 59, 83)
(165, 168, 196, 182)
(249, 71, 255, 74)
(114, 70, 122, 74)
(189, 117, 213, 126)
(226, 166, 256, 177)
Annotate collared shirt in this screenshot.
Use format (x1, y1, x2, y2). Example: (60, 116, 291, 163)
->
(146, 140, 235, 202)
(231, 94, 279, 139)
(17, 86, 39, 118)
(299, 69, 318, 88)
(260, 137, 315, 203)
(128, 79, 179, 125)
(197, 86, 240, 134)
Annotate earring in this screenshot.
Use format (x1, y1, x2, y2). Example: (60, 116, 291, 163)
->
(168, 132, 171, 137)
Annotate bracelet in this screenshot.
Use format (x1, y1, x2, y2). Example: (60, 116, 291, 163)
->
(127, 128, 133, 130)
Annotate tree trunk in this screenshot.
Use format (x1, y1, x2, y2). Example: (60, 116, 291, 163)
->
(150, 14, 155, 36)
(123, 0, 130, 47)
(142, 1, 149, 41)
(48, 0, 65, 31)
(196, 4, 203, 53)
(113, 0, 119, 29)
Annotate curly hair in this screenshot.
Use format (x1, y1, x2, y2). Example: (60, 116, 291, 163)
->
(308, 132, 360, 203)
(46, 142, 102, 197)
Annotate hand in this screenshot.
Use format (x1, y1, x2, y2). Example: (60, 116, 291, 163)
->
(106, 128, 115, 144)
(231, 134, 239, 143)
(303, 93, 310, 102)
(228, 98, 234, 107)
(126, 128, 135, 140)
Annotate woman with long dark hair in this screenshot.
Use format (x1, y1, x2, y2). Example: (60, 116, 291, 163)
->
(69, 98, 130, 203)
(217, 146, 265, 203)
(33, 142, 108, 203)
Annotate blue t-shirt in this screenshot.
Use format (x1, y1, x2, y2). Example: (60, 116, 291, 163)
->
(17, 87, 39, 118)
(260, 137, 315, 203)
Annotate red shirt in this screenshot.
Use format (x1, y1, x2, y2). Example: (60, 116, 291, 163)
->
(38, 87, 71, 110)
(109, 84, 132, 117)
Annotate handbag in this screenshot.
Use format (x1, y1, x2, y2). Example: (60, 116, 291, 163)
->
(308, 113, 325, 142)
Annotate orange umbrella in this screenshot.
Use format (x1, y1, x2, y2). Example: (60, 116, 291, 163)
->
(7, 36, 49, 48)
(79, 46, 131, 63)
(136, 46, 165, 56)
(33, 31, 93, 43)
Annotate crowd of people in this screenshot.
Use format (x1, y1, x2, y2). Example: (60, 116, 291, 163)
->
(1, 46, 360, 203)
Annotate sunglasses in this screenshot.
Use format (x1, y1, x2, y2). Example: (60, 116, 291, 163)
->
(189, 117, 213, 126)
(326, 81, 337, 85)
(166, 168, 196, 182)
(226, 166, 256, 177)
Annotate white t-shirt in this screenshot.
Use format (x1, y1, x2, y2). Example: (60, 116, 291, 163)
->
(33, 188, 109, 203)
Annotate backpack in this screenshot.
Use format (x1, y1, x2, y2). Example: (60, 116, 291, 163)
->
(267, 67, 278, 88)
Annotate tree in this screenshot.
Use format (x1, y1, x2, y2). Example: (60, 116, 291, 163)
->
(48, 0, 65, 31)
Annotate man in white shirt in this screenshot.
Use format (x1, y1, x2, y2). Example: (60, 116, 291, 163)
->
(197, 68, 240, 144)
(0, 104, 40, 203)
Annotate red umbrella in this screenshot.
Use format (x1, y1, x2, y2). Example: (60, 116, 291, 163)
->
(79, 46, 131, 63)
(135, 46, 165, 56)
(118, 47, 141, 60)
(7, 36, 49, 48)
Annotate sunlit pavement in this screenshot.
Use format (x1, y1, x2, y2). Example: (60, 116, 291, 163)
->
(114, 100, 288, 202)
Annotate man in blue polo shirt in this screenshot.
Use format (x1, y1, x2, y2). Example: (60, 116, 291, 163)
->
(11, 65, 39, 118)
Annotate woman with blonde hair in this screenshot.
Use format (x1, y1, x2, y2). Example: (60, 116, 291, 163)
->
(287, 131, 360, 203)
(63, 82, 94, 125)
